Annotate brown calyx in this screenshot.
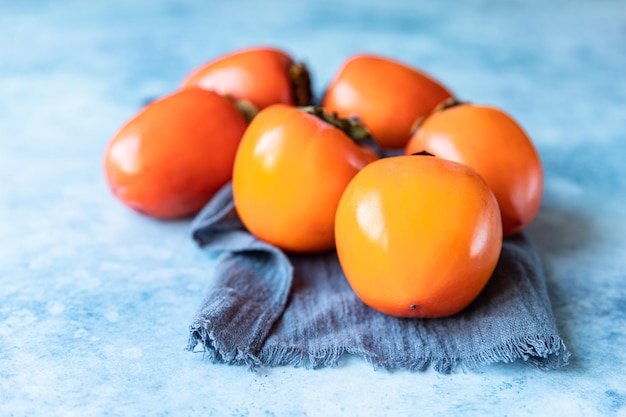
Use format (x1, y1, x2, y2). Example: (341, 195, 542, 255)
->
(410, 150, 436, 157)
(288, 62, 313, 107)
(233, 98, 259, 124)
(410, 97, 468, 136)
(300, 106, 371, 142)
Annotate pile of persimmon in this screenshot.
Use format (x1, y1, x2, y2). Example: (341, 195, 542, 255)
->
(103, 46, 543, 319)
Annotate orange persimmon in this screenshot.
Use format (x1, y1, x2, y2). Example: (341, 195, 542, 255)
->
(322, 54, 452, 150)
(103, 88, 247, 219)
(335, 154, 503, 318)
(232, 105, 378, 253)
(406, 100, 543, 236)
(180, 46, 312, 110)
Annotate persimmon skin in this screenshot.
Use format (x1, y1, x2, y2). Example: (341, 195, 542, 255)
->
(103, 88, 247, 219)
(322, 54, 453, 150)
(232, 104, 378, 253)
(406, 103, 543, 236)
(335, 155, 503, 318)
(180, 47, 301, 110)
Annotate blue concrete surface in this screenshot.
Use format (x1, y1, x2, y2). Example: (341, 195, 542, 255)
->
(1, 0, 625, 415)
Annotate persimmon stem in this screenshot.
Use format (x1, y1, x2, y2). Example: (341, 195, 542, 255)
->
(288, 62, 313, 107)
(300, 106, 371, 142)
(234, 98, 259, 123)
(433, 97, 467, 113)
(411, 150, 436, 157)
(410, 97, 468, 136)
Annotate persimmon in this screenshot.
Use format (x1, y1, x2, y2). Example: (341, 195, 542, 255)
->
(180, 46, 312, 110)
(335, 154, 503, 318)
(103, 88, 247, 219)
(232, 104, 378, 253)
(322, 54, 452, 150)
(406, 99, 543, 236)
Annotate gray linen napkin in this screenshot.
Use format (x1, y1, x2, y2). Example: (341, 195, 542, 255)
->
(187, 183, 570, 373)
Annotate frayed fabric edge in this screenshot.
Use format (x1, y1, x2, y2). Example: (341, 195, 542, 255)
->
(187, 323, 570, 373)
(461, 334, 571, 373)
(187, 318, 263, 369)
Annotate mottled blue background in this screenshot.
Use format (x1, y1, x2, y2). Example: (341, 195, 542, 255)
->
(1, 0, 625, 415)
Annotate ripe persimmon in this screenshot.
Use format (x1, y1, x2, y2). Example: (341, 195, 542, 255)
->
(322, 54, 452, 150)
(406, 99, 543, 236)
(103, 88, 247, 219)
(180, 46, 312, 110)
(232, 105, 378, 253)
(335, 154, 503, 318)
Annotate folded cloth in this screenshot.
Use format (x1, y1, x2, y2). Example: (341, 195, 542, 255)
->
(187, 183, 570, 373)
